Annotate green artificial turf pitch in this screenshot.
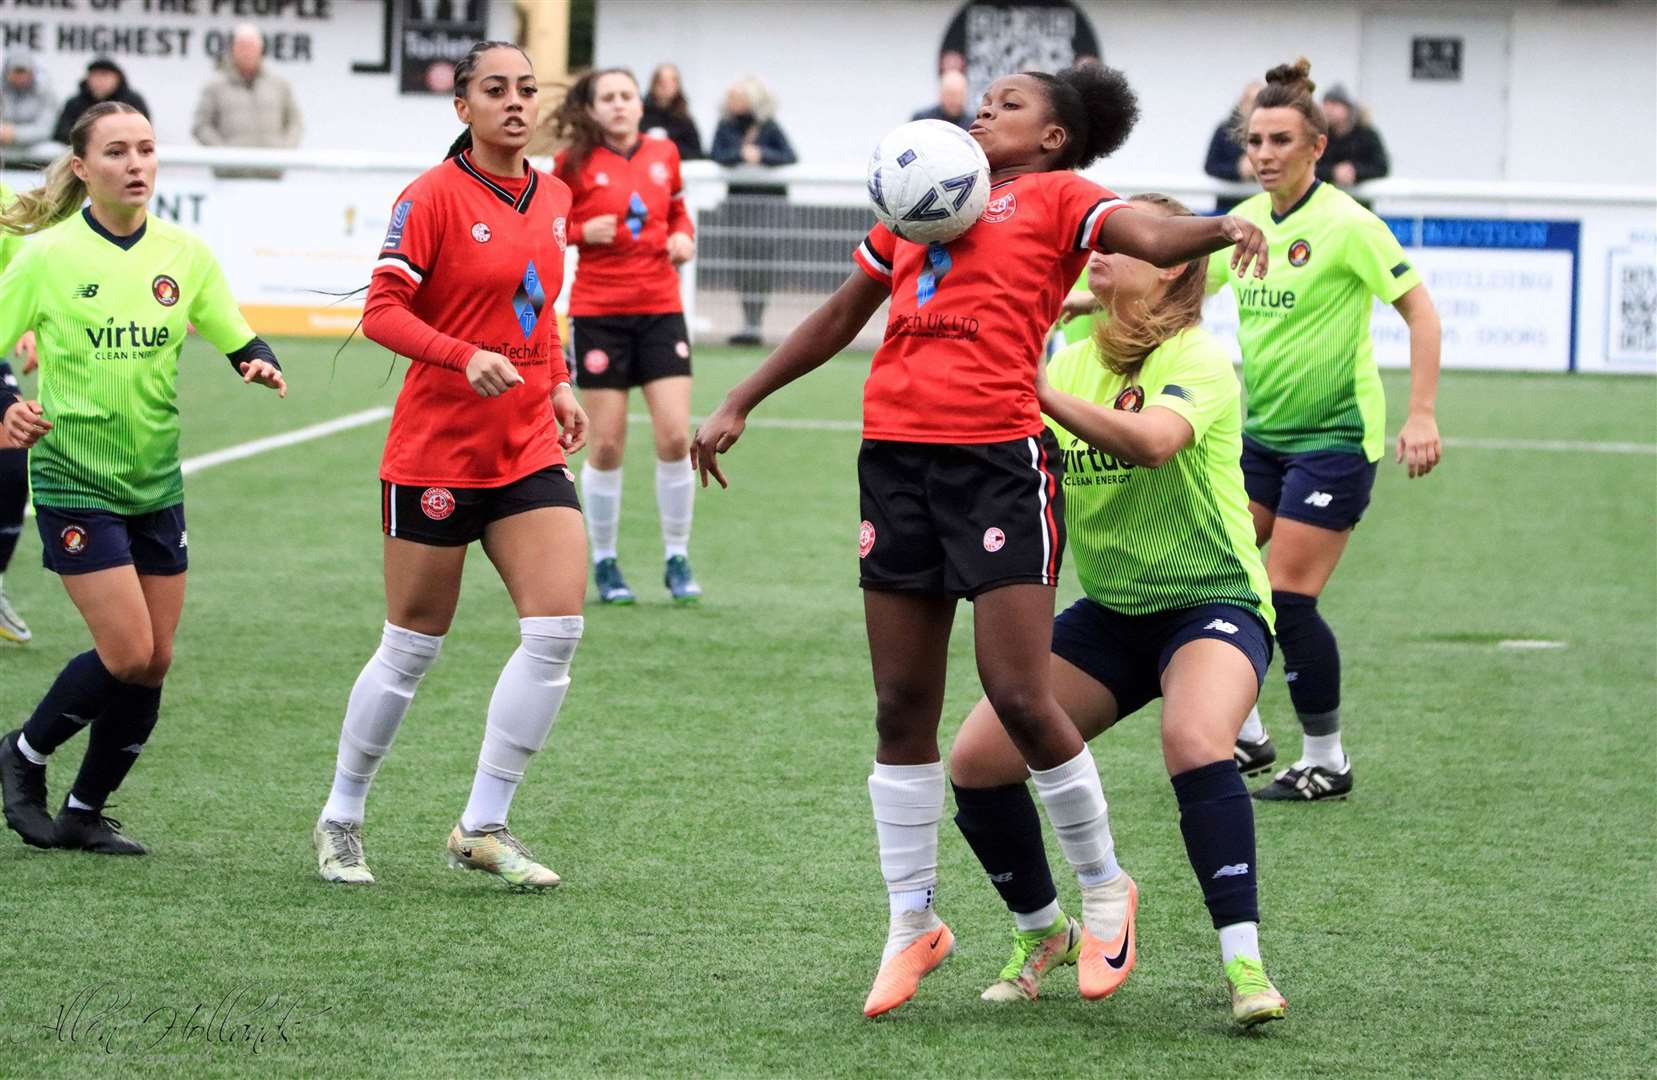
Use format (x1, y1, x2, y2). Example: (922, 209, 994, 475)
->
(1, 340, 1652, 1078)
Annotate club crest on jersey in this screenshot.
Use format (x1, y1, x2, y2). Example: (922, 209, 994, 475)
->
(982, 527, 1006, 553)
(982, 191, 1017, 223)
(553, 216, 567, 251)
(60, 525, 87, 555)
(595, 171, 610, 186)
(584, 349, 610, 374)
(420, 487, 455, 521)
(1114, 386, 1145, 412)
(1288, 239, 1312, 267)
(649, 161, 670, 187)
(471, 222, 492, 244)
(151, 275, 179, 307)
(858, 520, 876, 559)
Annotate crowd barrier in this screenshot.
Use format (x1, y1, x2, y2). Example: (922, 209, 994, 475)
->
(3, 147, 1652, 374)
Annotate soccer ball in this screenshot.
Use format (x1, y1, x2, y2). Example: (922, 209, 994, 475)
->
(866, 119, 990, 244)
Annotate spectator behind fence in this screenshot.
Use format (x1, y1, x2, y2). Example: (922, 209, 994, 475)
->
(1316, 84, 1388, 189)
(1, 53, 57, 164)
(191, 24, 302, 178)
(911, 70, 971, 129)
(643, 63, 703, 161)
(710, 77, 796, 346)
(53, 58, 149, 146)
(1204, 81, 1261, 212)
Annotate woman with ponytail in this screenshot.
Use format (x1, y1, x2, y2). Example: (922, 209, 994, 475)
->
(312, 42, 591, 893)
(692, 64, 1270, 1018)
(949, 193, 1287, 1027)
(1214, 59, 1442, 804)
(0, 101, 287, 856)
(551, 67, 701, 607)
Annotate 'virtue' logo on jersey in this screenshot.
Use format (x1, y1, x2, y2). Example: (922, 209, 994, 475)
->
(1234, 284, 1295, 311)
(85, 317, 171, 351)
(72, 283, 99, 298)
(1062, 436, 1135, 487)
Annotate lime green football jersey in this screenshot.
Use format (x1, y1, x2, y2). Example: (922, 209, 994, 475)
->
(0, 209, 254, 513)
(1046, 328, 1273, 625)
(1208, 181, 1421, 461)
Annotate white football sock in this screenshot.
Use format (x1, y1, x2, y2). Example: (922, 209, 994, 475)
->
(868, 760, 944, 937)
(1238, 705, 1266, 744)
(581, 463, 623, 563)
(654, 455, 694, 560)
(1297, 731, 1345, 771)
(321, 622, 444, 825)
(1014, 899, 1063, 933)
(460, 616, 582, 831)
(67, 793, 94, 812)
(1029, 746, 1120, 887)
(16, 732, 48, 765)
(1219, 921, 1261, 966)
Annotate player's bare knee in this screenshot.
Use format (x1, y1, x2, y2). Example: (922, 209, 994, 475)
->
(100, 639, 155, 684)
(588, 439, 624, 471)
(982, 684, 1048, 740)
(655, 432, 690, 462)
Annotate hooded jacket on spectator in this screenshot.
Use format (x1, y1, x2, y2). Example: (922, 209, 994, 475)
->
(1, 52, 58, 147)
(53, 59, 150, 146)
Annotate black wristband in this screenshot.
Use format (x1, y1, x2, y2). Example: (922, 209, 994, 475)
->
(0, 387, 18, 418)
(226, 336, 281, 373)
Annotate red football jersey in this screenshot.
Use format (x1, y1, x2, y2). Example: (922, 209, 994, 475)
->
(555, 135, 692, 316)
(853, 171, 1130, 444)
(367, 151, 574, 487)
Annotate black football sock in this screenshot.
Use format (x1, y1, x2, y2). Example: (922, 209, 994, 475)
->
(1272, 589, 1346, 768)
(69, 683, 163, 810)
(1172, 760, 1259, 929)
(21, 650, 122, 755)
(0, 447, 24, 572)
(953, 781, 1060, 924)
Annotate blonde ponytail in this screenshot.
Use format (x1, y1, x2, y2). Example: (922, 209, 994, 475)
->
(1090, 193, 1209, 378)
(0, 100, 143, 236)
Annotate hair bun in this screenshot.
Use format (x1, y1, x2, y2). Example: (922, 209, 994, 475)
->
(1263, 57, 1315, 96)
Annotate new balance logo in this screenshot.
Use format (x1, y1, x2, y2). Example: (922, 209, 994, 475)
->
(1211, 863, 1250, 879)
(1303, 491, 1334, 508)
(121, 743, 144, 755)
(988, 872, 1014, 883)
(1203, 618, 1239, 635)
(178, 530, 188, 548)
(72, 283, 99, 298)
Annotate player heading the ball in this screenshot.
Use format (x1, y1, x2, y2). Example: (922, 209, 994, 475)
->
(692, 63, 1269, 1018)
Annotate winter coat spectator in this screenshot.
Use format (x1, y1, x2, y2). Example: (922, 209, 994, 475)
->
(53, 58, 150, 146)
(1316, 85, 1389, 188)
(192, 25, 302, 177)
(642, 63, 703, 161)
(910, 70, 971, 129)
(1203, 81, 1260, 213)
(1, 52, 58, 158)
(710, 77, 797, 345)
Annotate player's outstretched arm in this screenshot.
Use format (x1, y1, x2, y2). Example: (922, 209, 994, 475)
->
(1393, 283, 1442, 478)
(1039, 383, 1193, 469)
(691, 271, 887, 488)
(227, 337, 287, 398)
(1099, 210, 1268, 277)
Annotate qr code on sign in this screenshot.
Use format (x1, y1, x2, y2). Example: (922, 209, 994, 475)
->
(1616, 263, 1655, 353)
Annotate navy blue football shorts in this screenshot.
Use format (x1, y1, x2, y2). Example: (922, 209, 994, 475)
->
(1050, 598, 1273, 721)
(36, 502, 188, 577)
(1240, 437, 1377, 531)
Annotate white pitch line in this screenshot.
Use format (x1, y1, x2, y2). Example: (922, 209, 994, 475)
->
(629, 414, 1657, 455)
(179, 406, 391, 475)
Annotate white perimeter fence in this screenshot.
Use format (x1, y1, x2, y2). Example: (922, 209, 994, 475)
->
(3, 147, 1653, 374)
